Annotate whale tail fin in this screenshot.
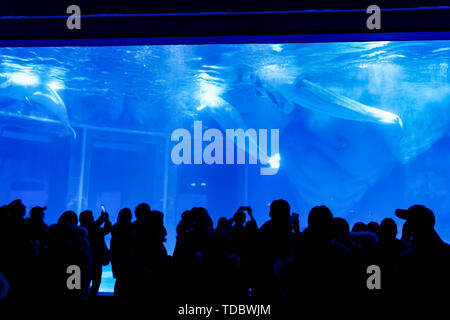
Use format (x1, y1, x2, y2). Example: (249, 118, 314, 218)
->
(394, 116, 404, 140)
(398, 116, 404, 130)
(58, 125, 77, 140)
(68, 126, 77, 140)
(66, 125, 77, 140)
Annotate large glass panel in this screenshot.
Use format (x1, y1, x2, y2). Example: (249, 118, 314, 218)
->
(1, 40, 449, 292)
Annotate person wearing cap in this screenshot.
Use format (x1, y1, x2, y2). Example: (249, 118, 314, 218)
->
(394, 205, 450, 297)
(24, 206, 48, 254)
(395, 205, 438, 244)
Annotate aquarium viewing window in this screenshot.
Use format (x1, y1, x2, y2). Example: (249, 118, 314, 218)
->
(1, 33, 450, 292)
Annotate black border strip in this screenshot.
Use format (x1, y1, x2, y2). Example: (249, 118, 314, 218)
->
(1, 8, 450, 43)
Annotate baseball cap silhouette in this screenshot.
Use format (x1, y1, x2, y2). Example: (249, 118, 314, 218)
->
(395, 205, 435, 231)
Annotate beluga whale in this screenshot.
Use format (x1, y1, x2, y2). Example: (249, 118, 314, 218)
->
(253, 74, 404, 133)
(0, 72, 76, 139)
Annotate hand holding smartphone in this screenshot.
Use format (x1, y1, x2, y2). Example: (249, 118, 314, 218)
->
(238, 206, 254, 221)
(100, 204, 109, 220)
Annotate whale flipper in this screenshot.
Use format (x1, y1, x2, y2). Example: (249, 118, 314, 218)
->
(253, 74, 291, 113)
(29, 85, 76, 139)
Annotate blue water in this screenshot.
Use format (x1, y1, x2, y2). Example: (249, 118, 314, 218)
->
(1, 40, 450, 293)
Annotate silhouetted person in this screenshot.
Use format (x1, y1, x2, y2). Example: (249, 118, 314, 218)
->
(228, 208, 247, 257)
(371, 218, 407, 292)
(394, 205, 450, 299)
(133, 202, 151, 231)
(332, 217, 367, 282)
(215, 217, 231, 234)
(194, 223, 246, 302)
(173, 207, 217, 302)
(227, 207, 258, 297)
(24, 206, 48, 255)
(0, 200, 34, 299)
(367, 221, 381, 239)
(349, 221, 379, 253)
(43, 210, 92, 300)
(400, 220, 413, 248)
(291, 213, 301, 236)
(330, 217, 373, 300)
(352, 222, 368, 232)
(58, 210, 79, 225)
(182, 207, 214, 264)
(276, 206, 356, 306)
(8, 199, 26, 219)
(173, 210, 195, 269)
(259, 200, 293, 262)
(110, 208, 133, 296)
(79, 209, 111, 297)
(122, 210, 170, 302)
(242, 212, 259, 296)
(255, 199, 294, 300)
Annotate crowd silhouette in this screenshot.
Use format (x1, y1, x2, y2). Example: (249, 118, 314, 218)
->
(0, 199, 449, 310)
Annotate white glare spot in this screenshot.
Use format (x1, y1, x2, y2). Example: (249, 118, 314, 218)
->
(363, 41, 390, 50)
(200, 182, 206, 186)
(196, 105, 207, 111)
(8, 72, 39, 86)
(190, 182, 196, 187)
(271, 44, 283, 52)
(198, 82, 223, 107)
(48, 80, 65, 90)
(268, 153, 281, 169)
